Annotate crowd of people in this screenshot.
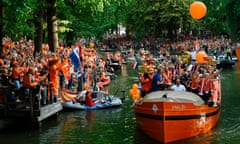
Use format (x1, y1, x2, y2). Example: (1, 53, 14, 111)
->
(135, 47, 222, 105)
(0, 36, 116, 106)
(0, 34, 233, 107)
(99, 33, 232, 105)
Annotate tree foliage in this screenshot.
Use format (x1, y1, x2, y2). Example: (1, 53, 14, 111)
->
(1, 0, 240, 53)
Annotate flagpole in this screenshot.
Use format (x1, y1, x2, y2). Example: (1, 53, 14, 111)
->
(77, 45, 83, 92)
(77, 72, 83, 92)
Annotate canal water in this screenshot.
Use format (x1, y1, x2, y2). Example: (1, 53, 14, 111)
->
(1, 63, 240, 144)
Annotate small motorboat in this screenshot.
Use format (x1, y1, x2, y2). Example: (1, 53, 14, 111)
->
(134, 79, 221, 143)
(107, 61, 122, 71)
(216, 55, 235, 69)
(99, 48, 114, 52)
(61, 89, 123, 110)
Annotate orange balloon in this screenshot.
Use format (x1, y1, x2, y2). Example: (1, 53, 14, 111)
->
(132, 94, 141, 101)
(133, 89, 140, 95)
(196, 51, 208, 63)
(129, 89, 134, 96)
(89, 43, 94, 48)
(189, 1, 207, 19)
(132, 84, 138, 90)
(130, 87, 141, 101)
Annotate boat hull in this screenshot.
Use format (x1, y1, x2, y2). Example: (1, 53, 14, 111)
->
(134, 79, 221, 143)
(134, 102, 220, 143)
(62, 97, 122, 110)
(61, 89, 122, 110)
(236, 47, 240, 61)
(216, 60, 235, 69)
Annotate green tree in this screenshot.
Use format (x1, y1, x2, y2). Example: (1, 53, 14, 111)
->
(33, 0, 44, 55)
(226, 0, 240, 41)
(46, 0, 59, 52)
(0, 1, 4, 57)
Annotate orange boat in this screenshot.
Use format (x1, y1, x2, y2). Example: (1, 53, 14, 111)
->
(236, 47, 240, 61)
(134, 79, 221, 143)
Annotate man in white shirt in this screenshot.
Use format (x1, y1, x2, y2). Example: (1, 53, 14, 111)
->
(171, 78, 186, 91)
(190, 48, 197, 61)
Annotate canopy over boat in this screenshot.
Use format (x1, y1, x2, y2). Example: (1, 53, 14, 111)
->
(143, 90, 205, 106)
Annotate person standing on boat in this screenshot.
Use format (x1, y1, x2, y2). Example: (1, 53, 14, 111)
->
(226, 46, 232, 60)
(140, 72, 152, 97)
(170, 78, 186, 91)
(97, 72, 111, 95)
(11, 62, 23, 89)
(48, 56, 61, 102)
(22, 67, 39, 103)
(151, 68, 163, 91)
(162, 67, 172, 90)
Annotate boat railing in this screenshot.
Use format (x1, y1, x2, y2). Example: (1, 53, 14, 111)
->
(0, 85, 60, 118)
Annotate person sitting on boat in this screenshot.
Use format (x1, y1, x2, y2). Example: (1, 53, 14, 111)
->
(85, 91, 96, 107)
(151, 68, 164, 91)
(170, 78, 186, 91)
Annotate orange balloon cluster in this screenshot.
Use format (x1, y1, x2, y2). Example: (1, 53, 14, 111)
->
(196, 51, 208, 64)
(189, 1, 207, 19)
(129, 84, 141, 101)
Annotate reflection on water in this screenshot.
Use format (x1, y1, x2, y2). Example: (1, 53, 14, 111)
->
(1, 64, 240, 143)
(39, 107, 127, 144)
(236, 62, 240, 71)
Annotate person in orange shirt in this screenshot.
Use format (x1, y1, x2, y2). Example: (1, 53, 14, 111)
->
(49, 58, 61, 102)
(162, 67, 172, 87)
(22, 67, 39, 102)
(203, 74, 213, 102)
(22, 67, 38, 88)
(140, 72, 152, 97)
(190, 71, 199, 94)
